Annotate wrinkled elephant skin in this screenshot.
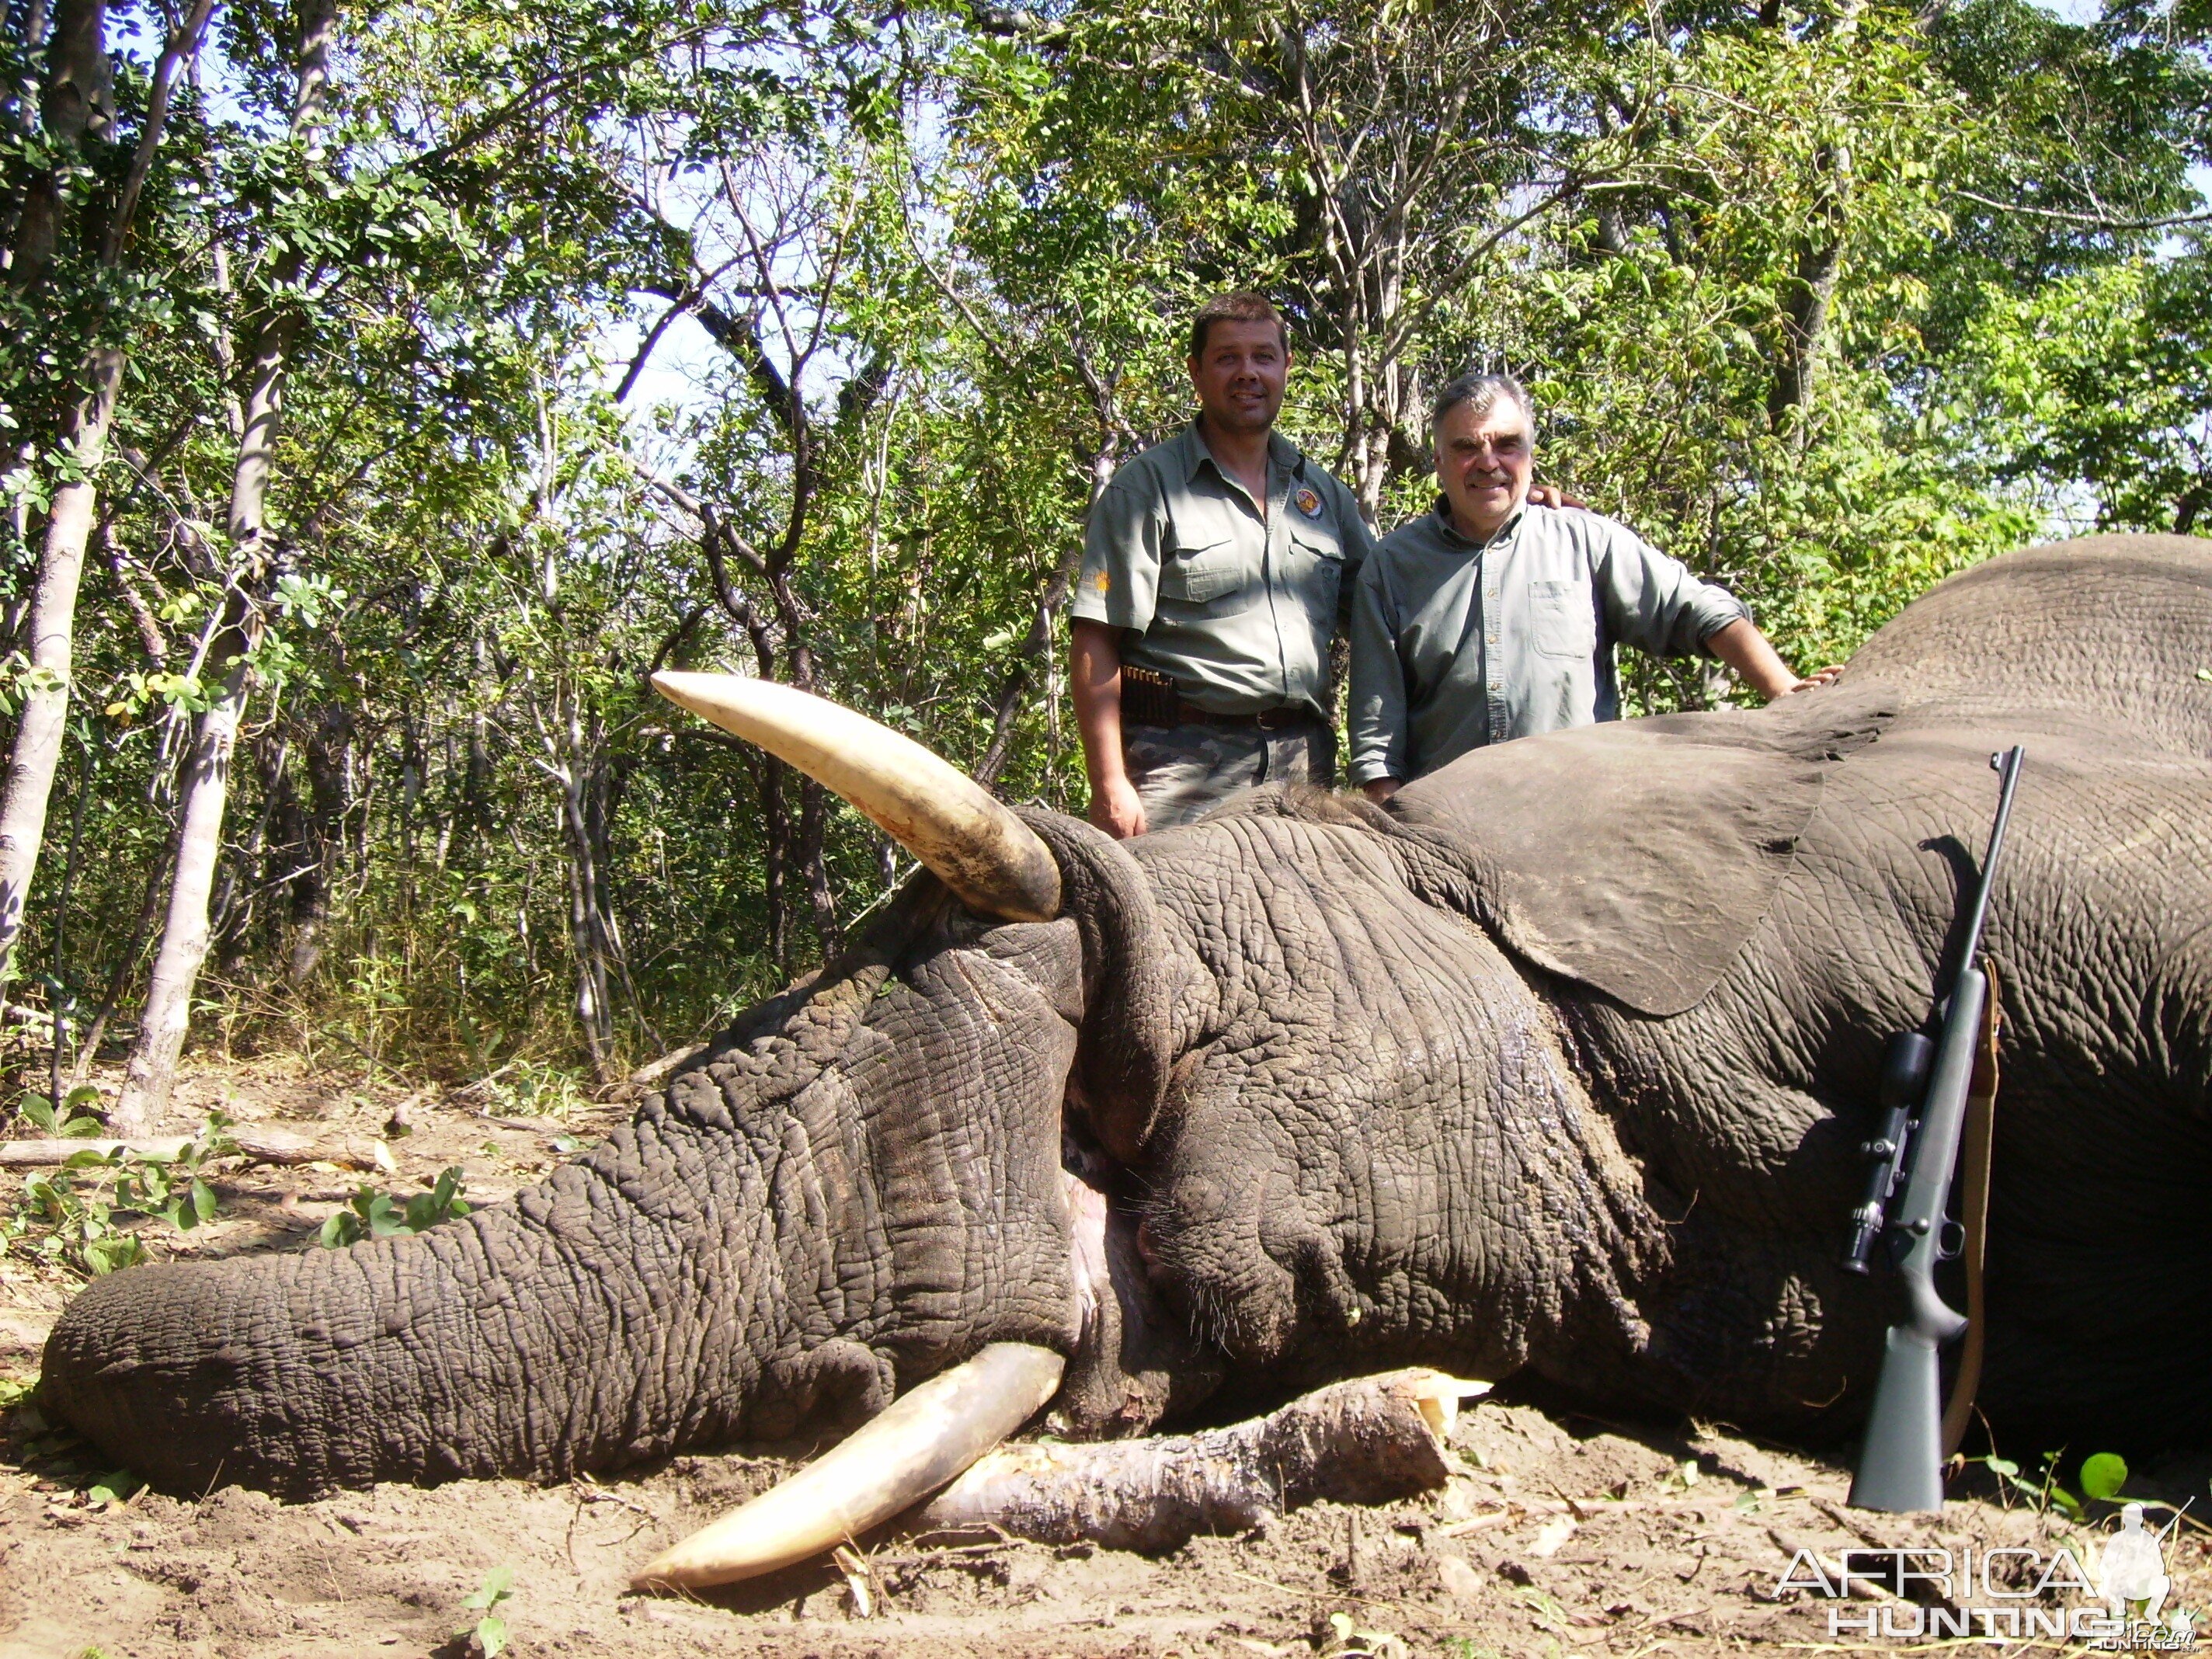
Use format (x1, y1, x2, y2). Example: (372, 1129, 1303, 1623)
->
(42, 534, 2212, 1494)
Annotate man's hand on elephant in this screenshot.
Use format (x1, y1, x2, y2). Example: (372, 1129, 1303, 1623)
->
(1704, 617, 1821, 702)
(1782, 665, 1845, 694)
(1527, 483, 1587, 511)
(1362, 777, 1403, 805)
(1091, 771, 1148, 839)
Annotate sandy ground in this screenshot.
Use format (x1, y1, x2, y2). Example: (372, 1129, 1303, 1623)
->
(2, 1057, 2205, 1658)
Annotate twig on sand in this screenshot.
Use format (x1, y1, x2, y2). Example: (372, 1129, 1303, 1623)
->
(0, 1125, 380, 1169)
(569, 1473, 655, 1570)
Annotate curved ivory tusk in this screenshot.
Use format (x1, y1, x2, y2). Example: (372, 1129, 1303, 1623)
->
(651, 671, 1061, 923)
(630, 1342, 1066, 1591)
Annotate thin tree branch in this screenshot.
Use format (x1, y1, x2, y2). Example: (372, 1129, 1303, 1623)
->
(1949, 188, 2212, 232)
(101, 0, 214, 266)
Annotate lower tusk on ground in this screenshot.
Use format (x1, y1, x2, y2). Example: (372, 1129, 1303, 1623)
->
(629, 1342, 1066, 1591)
(912, 1368, 1492, 1554)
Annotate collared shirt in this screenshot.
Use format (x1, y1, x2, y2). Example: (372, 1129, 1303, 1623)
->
(1347, 500, 1751, 784)
(1071, 423, 1373, 717)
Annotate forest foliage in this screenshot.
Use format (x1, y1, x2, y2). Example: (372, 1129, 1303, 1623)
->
(1, 0, 2207, 1098)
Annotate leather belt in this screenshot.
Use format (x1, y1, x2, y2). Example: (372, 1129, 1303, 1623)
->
(1171, 700, 1320, 732)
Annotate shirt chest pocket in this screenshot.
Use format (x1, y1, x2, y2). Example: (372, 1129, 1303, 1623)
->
(1289, 521, 1346, 607)
(1529, 578, 1596, 659)
(1160, 536, 1244, 605)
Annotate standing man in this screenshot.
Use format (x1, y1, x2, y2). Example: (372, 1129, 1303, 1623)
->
(1069, 292, 1373, 837)
(1350, 374, 1828, 802)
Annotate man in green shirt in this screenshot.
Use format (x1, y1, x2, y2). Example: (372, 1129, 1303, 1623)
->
(1069, 293, 1374, 836)
(1350, 374, 1827, 802)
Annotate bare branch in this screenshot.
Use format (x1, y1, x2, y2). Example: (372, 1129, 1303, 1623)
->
(1949, 187, 2212, 232)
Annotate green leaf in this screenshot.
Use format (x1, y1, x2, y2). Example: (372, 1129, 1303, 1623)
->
(82, 1235, 147, 1275)
(463, 1565, 513, 1609)
(2079, 1452, 2129, 1501)
(85, 1469, 142, 1507)
(60, 1115, 105, 1139)
(473, 1613, 507, 1657)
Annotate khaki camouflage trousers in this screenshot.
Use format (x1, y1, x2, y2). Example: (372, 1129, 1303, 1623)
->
(1124, 718, 1337, 833)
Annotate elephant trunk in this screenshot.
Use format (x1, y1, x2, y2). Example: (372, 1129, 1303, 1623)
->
(42, 1103, 813, 1497)
(43, 886, 1093, 1498)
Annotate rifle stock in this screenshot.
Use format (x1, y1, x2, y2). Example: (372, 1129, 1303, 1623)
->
(1848, 966, 1985, 1511)
(1851, 1327, 1949, 1512)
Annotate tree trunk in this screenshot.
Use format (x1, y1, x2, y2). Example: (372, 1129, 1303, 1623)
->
(1768, 231, 1842, 432)
(286, 701, 352, 983)
(795, 777, 840, 958)
(1766, 3, 1859, 435)
(0, 349, 121, 986)
(113, 656, 248, 1127)
(0, 0, 113, 980)
(2172, 481, 2206, 537)
(111, 0, 339, 1129)
(5, 0, 112, 294)
(0, 0, 210, 986)
(555, 729, 615, 1084)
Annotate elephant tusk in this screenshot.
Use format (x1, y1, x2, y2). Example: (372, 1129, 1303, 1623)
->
(629, 1342, 1066, 1591)
(651, 671, 1062, 923)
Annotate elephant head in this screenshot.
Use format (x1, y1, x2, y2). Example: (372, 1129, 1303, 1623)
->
(34, 674, 1223, 1549)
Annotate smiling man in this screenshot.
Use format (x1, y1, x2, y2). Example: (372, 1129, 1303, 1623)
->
(1350, 374, 1823, 802)
(1068, 292, 1374, 836)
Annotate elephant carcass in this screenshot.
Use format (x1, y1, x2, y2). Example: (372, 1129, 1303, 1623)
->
(38, 534, 2212, 1563)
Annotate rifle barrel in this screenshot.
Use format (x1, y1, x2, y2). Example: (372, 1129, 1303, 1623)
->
(1949, 746, 2026, 993)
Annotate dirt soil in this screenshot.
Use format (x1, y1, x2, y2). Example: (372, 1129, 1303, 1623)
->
(2, 1057, 2206, 1658)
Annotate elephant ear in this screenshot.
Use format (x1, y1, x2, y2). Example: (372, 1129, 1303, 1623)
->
(1388, 696, 1890, 1017)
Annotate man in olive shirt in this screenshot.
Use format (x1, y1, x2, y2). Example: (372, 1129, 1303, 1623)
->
(1070, 293, 1373, 835)
(1351, 374, 1826, 801)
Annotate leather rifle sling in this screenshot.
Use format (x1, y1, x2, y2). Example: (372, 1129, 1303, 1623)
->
(1939, 960, 2001, 1459)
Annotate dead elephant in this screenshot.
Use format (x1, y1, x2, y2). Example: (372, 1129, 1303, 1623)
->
(41, 533, 2212, 1569)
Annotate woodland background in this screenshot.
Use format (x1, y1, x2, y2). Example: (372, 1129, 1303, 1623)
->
(1, 0, 2207, 1118)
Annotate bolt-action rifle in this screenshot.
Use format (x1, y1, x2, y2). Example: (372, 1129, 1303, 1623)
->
(1845, 744, 2026, 1514)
